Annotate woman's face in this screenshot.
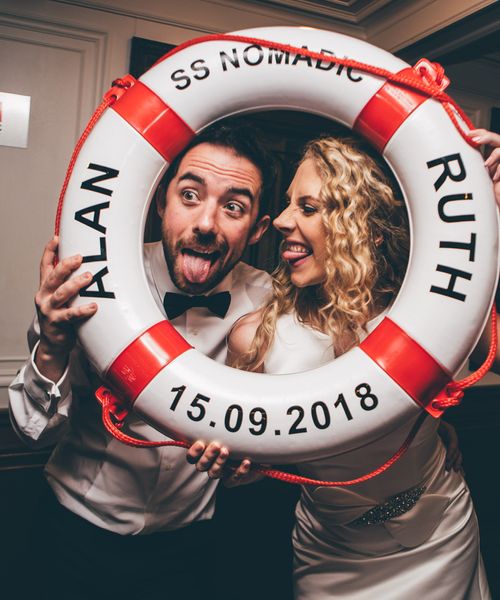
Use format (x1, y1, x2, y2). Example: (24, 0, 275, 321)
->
(274, 158, 327, 288)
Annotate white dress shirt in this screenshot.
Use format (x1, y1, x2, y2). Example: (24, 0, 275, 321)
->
(9, 242, 271, 535)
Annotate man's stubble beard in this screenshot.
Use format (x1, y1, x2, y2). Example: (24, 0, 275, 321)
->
(161, 231, 243, 295)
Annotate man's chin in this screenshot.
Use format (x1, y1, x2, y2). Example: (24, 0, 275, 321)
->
(173, 269, 225, 295)
(177, 280, 214, 295)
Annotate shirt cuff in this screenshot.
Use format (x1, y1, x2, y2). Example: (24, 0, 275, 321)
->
(24, 341, 72, 413)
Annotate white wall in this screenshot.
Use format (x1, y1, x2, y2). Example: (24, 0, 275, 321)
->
(0, 0, 359, 408)
(0, 0, 498, 407)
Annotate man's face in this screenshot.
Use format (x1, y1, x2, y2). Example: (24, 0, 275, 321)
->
(158, 143, 270, 294)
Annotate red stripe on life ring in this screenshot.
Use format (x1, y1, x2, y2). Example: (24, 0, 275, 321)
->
(360, 318, 450, 417)
(353, 68, 428, 152)
(111, 80, 195, 163)
(106, 321, 192, 404)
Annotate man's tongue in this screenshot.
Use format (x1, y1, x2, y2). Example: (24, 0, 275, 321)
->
(182, 252, 213, 283)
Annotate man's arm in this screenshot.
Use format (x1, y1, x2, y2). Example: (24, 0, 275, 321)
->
(8, 238, 98, 447)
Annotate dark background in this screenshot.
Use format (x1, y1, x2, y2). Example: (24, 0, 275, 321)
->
(2, 24, 499, 600)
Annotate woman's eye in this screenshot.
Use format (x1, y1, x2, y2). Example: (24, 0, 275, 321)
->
(302, 204, 317, 215)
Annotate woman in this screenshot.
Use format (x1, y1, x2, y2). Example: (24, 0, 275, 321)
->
(192, 134, 492, 599)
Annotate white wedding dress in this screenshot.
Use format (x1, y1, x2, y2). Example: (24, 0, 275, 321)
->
(264, 312, 490, 600)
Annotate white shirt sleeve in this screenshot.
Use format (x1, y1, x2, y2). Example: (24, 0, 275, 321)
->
(8, 332, 73, 448)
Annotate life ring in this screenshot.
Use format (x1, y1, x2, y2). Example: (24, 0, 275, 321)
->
(58, 27, 498, 463)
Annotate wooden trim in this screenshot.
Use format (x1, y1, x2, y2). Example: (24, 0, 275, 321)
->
(396, 3, 500, 63)
(129, 36, 174, 78)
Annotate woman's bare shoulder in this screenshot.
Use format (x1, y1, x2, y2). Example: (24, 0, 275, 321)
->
(229, 309, 264, 353)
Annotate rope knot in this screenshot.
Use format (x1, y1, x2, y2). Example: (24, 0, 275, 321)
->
(432, 384, 464, 411)
(95, 386, 130, 426)
(414, 58, 449, 92)
(103, 74, 137, 104)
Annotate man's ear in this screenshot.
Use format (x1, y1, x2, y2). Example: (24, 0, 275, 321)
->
(248, 215, 271, 246)
(156, 187, 166, 219)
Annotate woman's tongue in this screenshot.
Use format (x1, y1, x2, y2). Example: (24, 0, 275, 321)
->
(282, 248, 311, 263)
(182, 251, 214, 284)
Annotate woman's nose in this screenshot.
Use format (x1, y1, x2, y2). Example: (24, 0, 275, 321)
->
(273, 204, 295, 233)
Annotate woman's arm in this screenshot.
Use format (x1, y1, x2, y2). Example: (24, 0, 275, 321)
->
(186, 310, 265, 482)
(469, 129, 500, 206)
(468, 130, 500, 373)
(226, 309, 265, 370)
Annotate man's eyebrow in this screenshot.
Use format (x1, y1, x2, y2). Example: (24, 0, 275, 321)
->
(178, 172, 205, 185)
(228, 187, 255, 204)
(177, 174, 255, 203)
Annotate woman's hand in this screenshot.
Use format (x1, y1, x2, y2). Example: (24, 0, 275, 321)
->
(469, 128, 500, 207)
(186, 440, 264, 487)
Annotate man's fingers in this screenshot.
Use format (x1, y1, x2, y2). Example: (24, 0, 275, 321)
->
(42, 254, 83, 294)
(47, 271, 94, 310)
(45, 304, 98, 327)
(39, 238, 59, 283)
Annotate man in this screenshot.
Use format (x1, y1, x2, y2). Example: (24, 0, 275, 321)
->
(8, 123, 273, 599)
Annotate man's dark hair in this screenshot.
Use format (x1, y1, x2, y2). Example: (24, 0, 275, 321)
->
(156, 120, 275, 219)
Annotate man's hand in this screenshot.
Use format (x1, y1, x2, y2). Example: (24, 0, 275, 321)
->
(469, 128, 500, 207)
(187, 441, 263, 487)
(34, 237, 98, 381)
(438, 420, 464, 474)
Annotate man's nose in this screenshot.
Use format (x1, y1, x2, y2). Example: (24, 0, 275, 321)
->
(273, 204, 295, 233)
(193, 201, 219, 235)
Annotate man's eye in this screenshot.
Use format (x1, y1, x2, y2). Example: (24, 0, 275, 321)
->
(225, 201, 245, 216)
(182, 190, 198, 202)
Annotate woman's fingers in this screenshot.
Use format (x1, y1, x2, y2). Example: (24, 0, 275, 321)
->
(186, 440, 206, 464)
(223, 460, 266, 488)
(469, 128, 500, 147)
(484, 147, 500, 179)
(187, 441, 229, 478)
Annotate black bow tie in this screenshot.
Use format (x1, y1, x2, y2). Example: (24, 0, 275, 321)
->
(163, 291, 231, 320)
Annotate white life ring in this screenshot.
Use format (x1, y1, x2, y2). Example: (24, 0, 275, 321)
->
(58, 27, 498, 463)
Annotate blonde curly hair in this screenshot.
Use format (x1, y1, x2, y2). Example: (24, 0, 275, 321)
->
(235, 136, 410, 371)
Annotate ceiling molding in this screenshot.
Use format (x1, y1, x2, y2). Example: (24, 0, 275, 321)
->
(364, 0, 498, 52)
(52, 0, 365, 36)
(53, 0, 221, 34)
(52, 0, 499, 55)
(242, 0, 394, 23)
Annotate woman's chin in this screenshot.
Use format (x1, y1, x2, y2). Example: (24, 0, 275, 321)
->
(290, 271, 324, 289)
